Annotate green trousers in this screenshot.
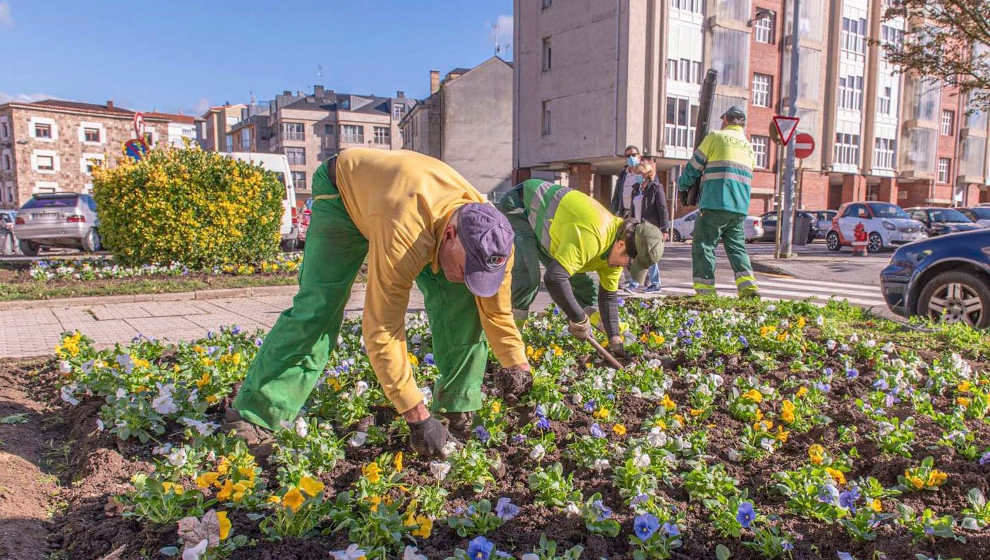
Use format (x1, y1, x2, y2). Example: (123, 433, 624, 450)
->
(233, 168, 490, 431)
(691, 209, 759, 296)
(497, 190, 597, 317)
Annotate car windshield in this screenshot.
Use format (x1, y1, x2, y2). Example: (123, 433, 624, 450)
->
(966, 207, 990, 219)
(930, 209, 972, 223)
(21, 196, 78, 209)
(867, 203, 910, 219)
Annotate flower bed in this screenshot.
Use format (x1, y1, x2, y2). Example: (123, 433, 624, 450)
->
(28, 253, 302, 282)
(46, 297, 989, 559)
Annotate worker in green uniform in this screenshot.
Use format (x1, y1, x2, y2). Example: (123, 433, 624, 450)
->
(498, 179, 664, 357)
(676, 106, 760, 298)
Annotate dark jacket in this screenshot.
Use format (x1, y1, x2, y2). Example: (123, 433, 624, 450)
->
(635, 177, 669, 230)
(611, 168, 630, 215)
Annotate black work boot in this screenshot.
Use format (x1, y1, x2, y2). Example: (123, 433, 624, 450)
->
(441, 411, 476, 441)
(222, 408, 276, 458)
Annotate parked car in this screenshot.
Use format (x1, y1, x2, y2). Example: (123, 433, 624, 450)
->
(826, 202, 925, 253)
(758, 210, 817, 244)
(224, 152, 299, 251)
(810, 210, 837, 238)
(959, 206, 990, 228)
(13, 193, 101, 256)
(297, 198, 313, 248)
(1, 209, 19, 255)
(880, 229, 990, 328)
(672, 209, 763, 243)
(904, 207, 981, 237)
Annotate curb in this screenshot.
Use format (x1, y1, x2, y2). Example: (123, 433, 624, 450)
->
(750, 258, 794, 277)
(0, 284, 299, 311)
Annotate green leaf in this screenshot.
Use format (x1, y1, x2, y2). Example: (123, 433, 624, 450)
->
(0, 413, 29, 424)
(716, 543, 732, 560)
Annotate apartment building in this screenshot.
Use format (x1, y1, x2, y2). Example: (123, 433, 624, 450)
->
(0, 99, 168, 208)
(400, 57, 514, 194)
(201, 104, 247, 152)
(513, 0, 989, 216)
(144, 111, 203, 148)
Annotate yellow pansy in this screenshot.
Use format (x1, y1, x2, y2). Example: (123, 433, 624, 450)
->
(491, 401, 502, 414)
(594, 407, 610, 419)
(650, 333, 665, 345)
(394, 452, 404, 473)
(282, 487, 304, 512)
(412, 515, 433, 538)
(661, 395, 676, 411)
(826, 467, 846, 486)
(367, 495, 382, 512)
(238, 466, 255, 482)
(613, 424, 627, 436)
(299, 476, 325, 497)
(196, 472, 220, 489)
(217, 457, 230, 476)
(743, 389, 763, 403)
(363, 463, 382, 484)
(907, 474, 925, 490)
(206, 395, 219, 404)
(957, 397, 971, 407)
(689, 408, 704, 417)
(268, 495, 281, 504)
(957, 381, 972, 393)
(216, 479, 234, 501)
(869, 499, 882, 512)
(775, 426, 790, 443)
(408, 353, 419, 367)
(927, 469, 947, 487)
(796, 317, 806, 329)
(216, 511, 231, 540)
(796, 386, 808, 398)
(808, 444, 825, 465)
(781, 400, 796, 425)
(161, 482, 184, 495)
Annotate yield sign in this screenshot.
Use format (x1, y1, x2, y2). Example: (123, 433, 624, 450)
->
(772, 115, 800, 145)
(794, 132, 815, 159)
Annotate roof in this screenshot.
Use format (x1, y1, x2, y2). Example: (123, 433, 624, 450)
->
(144, 111, 199, 124)
(29, 99, 137, 116)
(448, 67, 473, 75)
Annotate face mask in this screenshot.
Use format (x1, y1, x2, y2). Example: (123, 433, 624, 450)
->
(627, 156, 639, 167)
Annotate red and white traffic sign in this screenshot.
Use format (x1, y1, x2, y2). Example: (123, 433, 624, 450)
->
(772, 115, 800, 145)
(794, 132, 815, 159)
(133, 112, 145, 139)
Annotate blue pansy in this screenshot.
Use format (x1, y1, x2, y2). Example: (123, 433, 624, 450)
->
(736, 501, 755, 528)
(467, 536, 494, 560)
(634, 513, 659, 541)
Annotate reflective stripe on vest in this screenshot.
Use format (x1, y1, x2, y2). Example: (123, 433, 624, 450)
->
(523, 181, 570, 249)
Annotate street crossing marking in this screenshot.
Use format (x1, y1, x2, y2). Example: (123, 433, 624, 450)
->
(641, 276, 886, 308)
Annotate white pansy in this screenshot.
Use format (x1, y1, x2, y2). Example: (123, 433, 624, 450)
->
(760, 438, 775, 452)
(294, 417, 309, 438)
(865, 339, 876, 348)
(115, 388, 127, 399)
(816, 315, 825, 326)
(882, 342, 895, 353)
(151, 384, 179, 415)
(181, 539, 208, 560)
(349, 431, 367, 447)
(571, 393, 583, 405)
(647, 427, 668, 448)
(522, 555, 540, 560)
(354, 381, 369, 397)
(60, 384, 80, 406)
(429, 461, 451, 481)
(330, 544, 367, 560)
(633, 450, 651, 469)
(59, 360, 72, 374)
(180, 417, 218, 436)
(168, 447, 188, 468)
(96, 418, 105, 432)
(565, 502, 581, 516)
(727, 448, 741, 462)
(442, 441, 458, 457)
(403, 546, 429, 560)
(592, 459, 610, 472)
(421, 387, 433, 405)
(826, 339, 837, 351)
(530, 443, 546, 461)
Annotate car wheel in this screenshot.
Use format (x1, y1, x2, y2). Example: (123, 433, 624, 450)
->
(82, 228, 101, 252)
(826, 231, 841, 251)
(280, 238, 298, 252)
(867, 232, 883, 253)
(19, 240, 39, 256)
(672, 229, 682, 243)
(918, 271, 990, 328)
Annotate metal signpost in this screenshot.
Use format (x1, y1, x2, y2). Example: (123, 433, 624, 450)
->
(771, 115, 800, 256)
(777, 0, 802, 259)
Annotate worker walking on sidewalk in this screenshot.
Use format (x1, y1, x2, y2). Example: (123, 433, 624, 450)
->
(677, 106, 760, 298)
(498, 179, 664, 358)
(226, 149, 531, 458)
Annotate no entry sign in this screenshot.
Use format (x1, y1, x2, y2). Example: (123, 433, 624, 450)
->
(794, 133, 815, 159)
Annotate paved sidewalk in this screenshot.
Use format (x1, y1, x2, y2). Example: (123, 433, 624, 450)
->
(0, 287, 553, 358)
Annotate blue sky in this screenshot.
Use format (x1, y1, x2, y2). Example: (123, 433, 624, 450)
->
(0, 0, 513, 114)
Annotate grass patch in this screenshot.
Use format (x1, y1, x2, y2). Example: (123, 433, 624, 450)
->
(0, 274, 299, 302)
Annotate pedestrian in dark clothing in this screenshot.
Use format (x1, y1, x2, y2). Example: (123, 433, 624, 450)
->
(631, 160, 669, 291)
(610, 145, 641, 217)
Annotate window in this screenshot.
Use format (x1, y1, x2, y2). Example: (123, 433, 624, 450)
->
(751, 135, 770, 168)
(541, 101, 551, 136)
(937, 158, 950, 183)
(291, 171, 306, 189)
(841, 17, 867, 54)
(282, 122, 305, 141)
(664, 96, 699, 148)
(392, 104, 405, 121)
(37, 155, 54, 171)
(79, 127, 99, 143)
(373, 126, 390, 145)
(667, 58, 702, 83)
(341, 124, 364, 144)
(225, 135, 233, 152)
(542, 0, 552, 8)
(542, 37, 552, 72)
(941, 110, 954, 136)
(752, 74, 772, 107)
(81, 154, 104, 175)
(241, 129, 251, 149)
(35, 123, 52, 139)
(754, 12, 775, 43)
(881, 25, 903, 49)
(671, 0, 703, 14)
(878, 86, 892, 115)
(0, 121, 8, 138)
(325, 124, 335, 135)
(833, 133, 860, 165)
(874, 137, 896, 169)
(2, 153, 9, 170)
(285, 147, 306, 165)
(838, 75, 864, 110)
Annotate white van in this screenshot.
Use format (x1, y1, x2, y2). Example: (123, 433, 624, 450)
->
(225, 152, 299, 250)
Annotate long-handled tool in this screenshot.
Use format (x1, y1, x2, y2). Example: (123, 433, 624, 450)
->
(584, 334, 624, 370)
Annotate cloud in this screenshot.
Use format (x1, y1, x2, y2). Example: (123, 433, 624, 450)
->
(490, 14, 512, 56)
(0, 2, 12, 27)
(0, 92, 57, 104)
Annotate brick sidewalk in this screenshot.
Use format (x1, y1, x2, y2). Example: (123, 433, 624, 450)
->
(0, 287, 553, 358)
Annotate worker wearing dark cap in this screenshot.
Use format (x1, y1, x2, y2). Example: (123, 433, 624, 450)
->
(676, 105, 760, 298)
(226, 149, 531, 458)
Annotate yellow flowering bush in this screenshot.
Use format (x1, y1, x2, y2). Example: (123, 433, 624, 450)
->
(92, 146, 284, 267)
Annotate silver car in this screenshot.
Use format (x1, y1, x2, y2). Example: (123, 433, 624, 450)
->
(13, 192, 102, 255)
(1, 210, 19, 255)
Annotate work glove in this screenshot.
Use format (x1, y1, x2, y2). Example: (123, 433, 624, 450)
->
(568, 317, 593, 340)
(408, 416, 449, 457)
(608, 341, 627, 361)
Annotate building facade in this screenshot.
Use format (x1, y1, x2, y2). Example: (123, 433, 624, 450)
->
(513, 0, 990, 215)
(201, 104, 247, 153)
(0, 99, 168, 208)
(400, 57, 514, 195)
(144, 111, 203, 148)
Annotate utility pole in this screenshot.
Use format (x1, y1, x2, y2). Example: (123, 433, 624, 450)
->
(777, 0, 801, 258)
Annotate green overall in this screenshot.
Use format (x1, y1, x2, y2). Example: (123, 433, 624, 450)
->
(497, 184, 598, 317)
(233, 164, 490, 431)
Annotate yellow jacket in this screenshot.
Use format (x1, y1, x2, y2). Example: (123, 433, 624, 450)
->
(336, 148, 527, 413)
